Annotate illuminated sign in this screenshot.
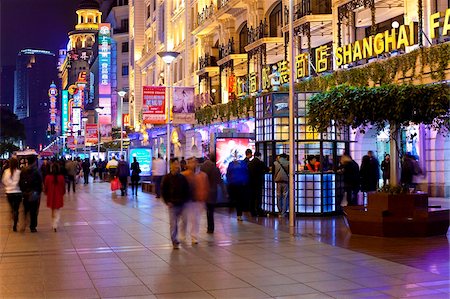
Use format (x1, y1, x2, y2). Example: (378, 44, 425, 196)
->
(62, 90, 69, 134)
(129, 148, 152, 176)
(123, 114, 130, 127)
(335, 23, 416, 67)
(430, 8, 450, 39)
(85, 124, 98, 145)
(142, 86, 166, 124)
(98, 23, 112, 125)
(48, 83, 58, 125)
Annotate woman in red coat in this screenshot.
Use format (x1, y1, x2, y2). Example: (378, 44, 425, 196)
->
(44, 163, 65, 232)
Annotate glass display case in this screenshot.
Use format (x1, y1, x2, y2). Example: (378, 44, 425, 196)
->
(256, 92, 350, 215)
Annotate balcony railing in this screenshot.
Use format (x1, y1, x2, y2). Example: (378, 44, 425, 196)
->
(217, 0, 230, 10)
(218, 38, 235, 59)
(284, 0, 332, 25)
(197, 3, 216, 27)
(247, 20, 268, 44)
(199, 54, 217, 69)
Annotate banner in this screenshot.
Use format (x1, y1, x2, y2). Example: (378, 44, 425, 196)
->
(67, 136, 76, 150)
(100, 123, 112, 142)
(142, 86, 166, 124)
(85, 124, 98, 145)
(98, 23, 112, 124)
(172, 87, 195, 124)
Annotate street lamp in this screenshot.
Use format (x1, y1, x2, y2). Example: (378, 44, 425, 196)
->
(117, 90, 127, 156)
(157, 51, 180, 172)
(95, 106, 104, 161)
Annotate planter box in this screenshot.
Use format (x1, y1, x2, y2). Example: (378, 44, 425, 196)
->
(343, 192, 449, 237)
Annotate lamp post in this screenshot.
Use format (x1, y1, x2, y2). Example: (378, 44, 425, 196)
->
(117, 90, 127, 156)
(158, 51, 180, 173)
(95, 106, 104, 160)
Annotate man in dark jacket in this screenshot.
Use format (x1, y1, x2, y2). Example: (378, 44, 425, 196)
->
(248, 151, 269, 217)
(116, 155, 130, 196)
(339, 154, 360, 206)
(200, 154, 222, 233)
(19, 155, 42, 232)
(82, 158, 91, 185)
(161, 159, 190, 249)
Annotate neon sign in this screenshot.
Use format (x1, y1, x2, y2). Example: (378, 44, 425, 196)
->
(98, 23, 112, 125)
(62, 90, 69, 134)
(48, 82, 58, 125)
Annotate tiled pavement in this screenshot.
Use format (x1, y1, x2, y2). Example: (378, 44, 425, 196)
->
(0, 182, 449, 299)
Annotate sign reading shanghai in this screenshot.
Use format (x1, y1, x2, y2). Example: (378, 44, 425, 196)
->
(172, 87, 195, 124)
(98, 23, 112, 125)
(85, 124, 98, 145)
(142, 86, 166, 124)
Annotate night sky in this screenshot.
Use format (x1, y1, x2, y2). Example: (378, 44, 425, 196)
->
(1, 0, 79, 66)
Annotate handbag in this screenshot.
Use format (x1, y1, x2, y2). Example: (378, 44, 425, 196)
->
(111, 178, 120, 191)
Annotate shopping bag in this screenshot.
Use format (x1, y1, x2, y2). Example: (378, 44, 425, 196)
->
(111, 178, 120, 191)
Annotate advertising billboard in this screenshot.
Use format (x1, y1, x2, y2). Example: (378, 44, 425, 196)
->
(129, 148, 152, 176)
(142, 86, 166, 124)
(85, 124, 98, 145)
(100, 123, 112, 142)
(172, 87, 195, 124)
(215, 138, 255, 178)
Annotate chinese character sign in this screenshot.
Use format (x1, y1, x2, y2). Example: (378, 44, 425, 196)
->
(262, 66, 271, 90)
(98, 23, 112, 124)
(62, 90, 69, 134)
(277, 60, 289, 85)
(48, 83, 58, 126)
(142, 86, 166, 124)
(249, 73, 257, 93)
(296, 53, 308, 79)
(315, 45, 330, 73)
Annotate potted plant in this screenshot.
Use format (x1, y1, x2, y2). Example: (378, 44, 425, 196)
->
(307, 83, 450, 236)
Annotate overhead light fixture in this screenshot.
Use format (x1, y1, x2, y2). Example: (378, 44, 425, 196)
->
(392, 21, 400, 29)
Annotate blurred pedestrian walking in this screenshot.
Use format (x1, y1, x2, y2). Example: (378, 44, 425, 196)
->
(116, 155, 130, 196)
(381, 154, 390, 186)
(19, 155, 42, 232)
(152, 154, 166, 198)
(200, 153, 222, 233)
(65, 159, 78, 193)
(82, 158, 91, 184)
(44, 163, 65, 232)
(226, 152, 249, 221)
(273, 154, 289, 217)
(106, 156, 119, 181)
(248, 151, 269, 217)
(2, 157, 22, 232)
(161, 159, 190, 249)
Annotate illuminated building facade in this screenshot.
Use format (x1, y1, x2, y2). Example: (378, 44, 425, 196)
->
(128, 0, 450, 197)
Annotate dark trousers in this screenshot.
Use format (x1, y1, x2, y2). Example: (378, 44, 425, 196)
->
(153, 176, 162, 197)
(131, 176, 140, 195)
(23, 192, 40, 230)
(119, 176, 128, 196)
(206, 203, 215, 232)
(7, 193, 22, 229)
(84, 172, 89, 184)
(228, 184, 246, 216)
(345, 187, 359, 206)
(67, 175, 76, 192)
(249, 183, 263, 216)
(98, 170, 103, 181)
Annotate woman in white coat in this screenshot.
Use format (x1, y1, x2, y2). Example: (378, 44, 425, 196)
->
(1, 157, 22, 232)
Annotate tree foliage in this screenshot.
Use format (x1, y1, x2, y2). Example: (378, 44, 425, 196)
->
(0, 108, 25, 156)
(307, 84, 450, 134)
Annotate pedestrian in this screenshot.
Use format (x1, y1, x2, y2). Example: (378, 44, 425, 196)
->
(106, 156, 119, 181)
(82, 158, 90, 184)
(182, 157, 209, 244)
(273, 154, 289, 217)
(200, 153, 222, 233)
(2, 157, 22, 232)
(248, 151, 269, 217)
(40, 158, 51, 182)
(180, 157, 187, 171)
(244, 148, 253, 163)
(44, 163, 65, 232)
(65, 158, 78, 193)
(305, 155, 320, 172)
(130, 157, 141, 195)
(380, 154, 390, 186)
(91, 158, 97, 180)
(161, 159, 190, 249)
(98, 159, 105, 181)
(360, 150, 379, 193)
(19, 155, 42, 233)
(401, 153, 416, 189)
(226, 152, 249, 221)
(116, 155, 130, 196)
(152, 154, 167, 198)
(338, 154, 360, 206)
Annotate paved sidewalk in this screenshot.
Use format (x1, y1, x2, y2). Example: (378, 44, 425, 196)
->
(0, 182, 449, 298)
